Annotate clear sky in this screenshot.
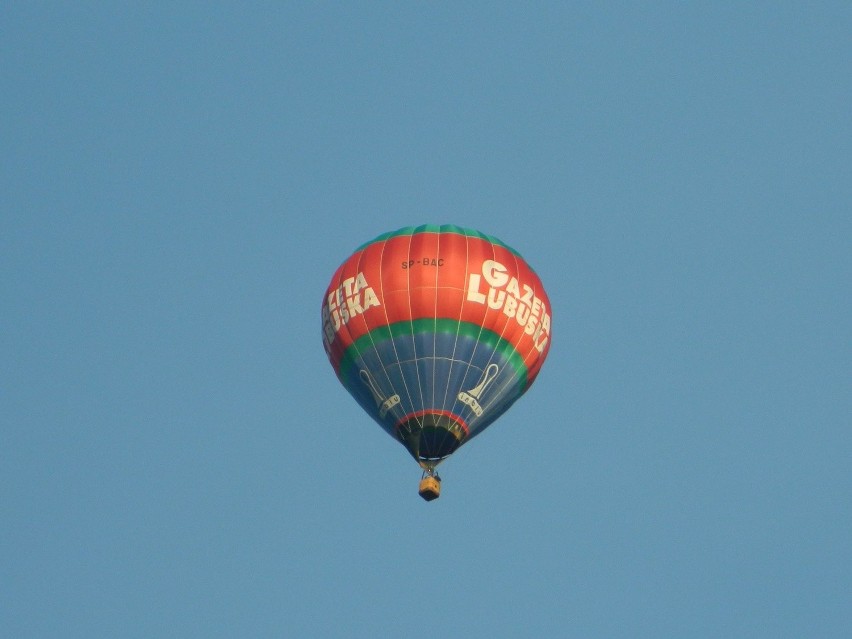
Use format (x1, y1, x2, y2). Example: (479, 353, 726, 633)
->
(2, 3, 850, 638)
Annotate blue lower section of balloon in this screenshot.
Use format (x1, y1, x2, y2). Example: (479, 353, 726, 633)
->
(339, 328, 525, 444)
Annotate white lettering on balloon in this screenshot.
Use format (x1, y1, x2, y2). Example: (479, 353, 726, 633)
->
(466, 260, 550, 352)
(322, 272, 381, 346)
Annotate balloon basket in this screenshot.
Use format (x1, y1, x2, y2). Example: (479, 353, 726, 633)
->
(418, 475, 441, 501)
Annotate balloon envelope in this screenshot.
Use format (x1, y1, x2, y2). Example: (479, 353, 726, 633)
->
(322, 225, 551, 469)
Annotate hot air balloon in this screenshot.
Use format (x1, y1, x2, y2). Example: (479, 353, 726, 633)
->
(321, 225, 552, 500)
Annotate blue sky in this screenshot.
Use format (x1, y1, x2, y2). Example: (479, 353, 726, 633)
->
(2, 3, 850, 637)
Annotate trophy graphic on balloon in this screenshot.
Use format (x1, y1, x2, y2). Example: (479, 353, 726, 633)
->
(457, 363, 499, 417)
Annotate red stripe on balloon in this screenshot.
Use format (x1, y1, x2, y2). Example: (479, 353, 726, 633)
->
(394, 410, 470, 436)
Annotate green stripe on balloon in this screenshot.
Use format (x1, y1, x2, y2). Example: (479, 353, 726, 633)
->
(336, 318, 529, 388)
(353, 224, 522, 257)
